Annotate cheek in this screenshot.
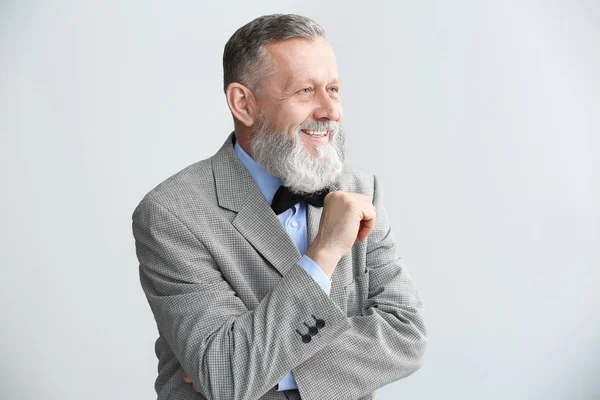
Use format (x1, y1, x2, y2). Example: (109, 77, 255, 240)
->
(276, 103, 313, 131)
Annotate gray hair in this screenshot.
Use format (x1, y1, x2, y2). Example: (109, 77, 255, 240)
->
(223, 14, 325, 95)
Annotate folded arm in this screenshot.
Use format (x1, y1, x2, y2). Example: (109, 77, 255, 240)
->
(133, 198, 351, 400)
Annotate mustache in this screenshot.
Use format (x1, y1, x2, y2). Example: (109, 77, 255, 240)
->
(297, 120, 340, 134)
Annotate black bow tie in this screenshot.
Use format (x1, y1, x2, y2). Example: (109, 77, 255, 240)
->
(271, 186, 329, 215)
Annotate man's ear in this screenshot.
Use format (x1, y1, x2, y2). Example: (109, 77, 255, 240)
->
(225, 83, 257, 127)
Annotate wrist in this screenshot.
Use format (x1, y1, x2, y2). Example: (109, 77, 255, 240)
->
(305, 245, 340, 278)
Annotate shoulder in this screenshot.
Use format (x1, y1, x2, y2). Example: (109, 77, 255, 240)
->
(132, 156, 217, 220)
(336, 163, 376, 196)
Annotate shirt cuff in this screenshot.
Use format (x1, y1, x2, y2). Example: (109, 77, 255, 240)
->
(297, 254, 332, 295)
(276, 371, 297, 391)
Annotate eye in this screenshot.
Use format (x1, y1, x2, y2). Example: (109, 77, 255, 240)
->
(299, 88, 311, 94)
(328, 87, 340, 93)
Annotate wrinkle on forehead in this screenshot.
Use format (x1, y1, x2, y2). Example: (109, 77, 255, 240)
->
(264, 37, 339, 94)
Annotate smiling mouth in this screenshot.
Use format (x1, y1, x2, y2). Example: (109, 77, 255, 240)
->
(301, 129, 329, 137)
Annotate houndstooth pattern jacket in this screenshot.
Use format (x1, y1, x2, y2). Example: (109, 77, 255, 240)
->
(132, 133, 427, 400)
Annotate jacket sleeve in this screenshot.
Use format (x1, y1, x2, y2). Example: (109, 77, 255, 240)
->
(291, 175, 428, 400)
(132, 197, 352, 400)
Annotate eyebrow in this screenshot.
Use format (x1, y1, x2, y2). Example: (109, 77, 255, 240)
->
(283, 77, 341, 92)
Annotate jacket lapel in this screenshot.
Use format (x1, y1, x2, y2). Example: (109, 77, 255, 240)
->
(306, 203, 321, 251)
(212, 133, 301, 277)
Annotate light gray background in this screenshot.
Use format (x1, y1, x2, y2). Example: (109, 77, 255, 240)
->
(1, 1, 598, 399)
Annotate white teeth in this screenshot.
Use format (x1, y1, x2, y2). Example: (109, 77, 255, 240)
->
(303, 130, 327, 137)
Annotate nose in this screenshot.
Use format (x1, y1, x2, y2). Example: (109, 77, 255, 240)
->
(312, 90, 341, 122)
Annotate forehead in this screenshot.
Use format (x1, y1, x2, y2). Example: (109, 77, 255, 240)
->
(264, 36, 339, 89)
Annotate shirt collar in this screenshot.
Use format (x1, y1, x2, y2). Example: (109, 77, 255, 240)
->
(234, 141, 282, 205)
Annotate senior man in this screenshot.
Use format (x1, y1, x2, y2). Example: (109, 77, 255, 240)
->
(132, 14, 427, 400)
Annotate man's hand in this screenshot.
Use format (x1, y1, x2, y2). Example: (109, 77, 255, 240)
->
(183, 372, 199, 392)
(306, 191, 376, 278)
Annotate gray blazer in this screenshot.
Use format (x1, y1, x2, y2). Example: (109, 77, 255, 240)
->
(132, 133, 427, 400)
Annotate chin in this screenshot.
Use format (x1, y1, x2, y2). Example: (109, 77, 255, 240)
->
(305, 146, 320, 158)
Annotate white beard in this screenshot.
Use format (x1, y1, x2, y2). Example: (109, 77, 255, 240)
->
(250, 111, 346, 194)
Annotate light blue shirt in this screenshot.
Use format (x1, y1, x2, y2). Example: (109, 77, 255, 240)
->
(234, 141, 331, 391)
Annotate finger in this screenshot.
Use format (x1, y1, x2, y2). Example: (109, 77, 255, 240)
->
(183, 372, 192, 383)
(357, 209, 376, 242)
(361, 205, 376, 225)
(357, 221, 374, 242)
(192, 383, 199, 392)
(355, 193, 372, 205)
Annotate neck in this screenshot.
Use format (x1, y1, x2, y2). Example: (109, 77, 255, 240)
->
(234, 125, 255, 159)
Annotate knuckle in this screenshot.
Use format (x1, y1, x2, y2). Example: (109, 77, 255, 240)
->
(325, 191, 340, 203)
